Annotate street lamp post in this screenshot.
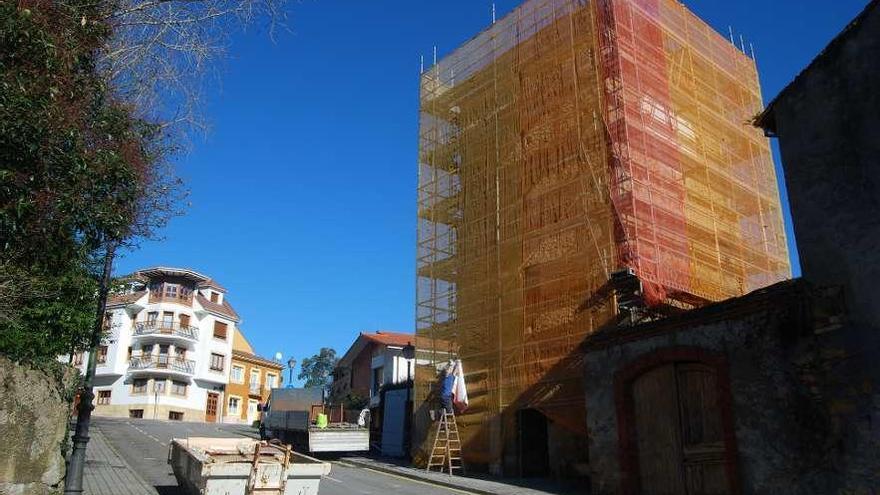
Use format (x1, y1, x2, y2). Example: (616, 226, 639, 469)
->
(287, 358, 297, 388)
(402, 343, 416, 458)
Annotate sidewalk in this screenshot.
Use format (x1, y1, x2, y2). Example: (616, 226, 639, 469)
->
(339, 456, 587, 495)
(81, 426, 158, 495)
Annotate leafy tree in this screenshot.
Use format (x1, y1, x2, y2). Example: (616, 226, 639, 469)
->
(298, 348, 338, 396)
(0, 2, 180, 362)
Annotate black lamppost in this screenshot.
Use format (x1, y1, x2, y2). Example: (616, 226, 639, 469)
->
(402, 342, 416, 457)
(287, 357, 297, 388)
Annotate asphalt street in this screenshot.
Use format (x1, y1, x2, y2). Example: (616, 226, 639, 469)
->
(93, 417, 468, 495)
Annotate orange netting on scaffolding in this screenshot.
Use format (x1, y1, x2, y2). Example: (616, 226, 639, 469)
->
(413, 0, 789, 471)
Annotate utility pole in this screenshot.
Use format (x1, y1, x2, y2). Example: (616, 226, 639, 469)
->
(65, 242, 117, 495)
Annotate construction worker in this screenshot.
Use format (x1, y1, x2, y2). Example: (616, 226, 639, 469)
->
(440, 363, 456, 415)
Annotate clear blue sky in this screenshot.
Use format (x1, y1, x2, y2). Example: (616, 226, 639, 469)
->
(115, 0, 870, 373)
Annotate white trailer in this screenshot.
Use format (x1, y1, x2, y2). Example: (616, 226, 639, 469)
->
(168, 437, 331, 495)
(260, 388, 370, 453)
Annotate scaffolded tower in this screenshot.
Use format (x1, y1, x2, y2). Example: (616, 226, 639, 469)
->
(414, 0, 789, 473)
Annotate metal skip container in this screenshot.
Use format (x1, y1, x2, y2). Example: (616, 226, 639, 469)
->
(169, 437, 331, 495)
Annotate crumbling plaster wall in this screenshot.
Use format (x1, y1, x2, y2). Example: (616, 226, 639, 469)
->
(0, 356, 78, 495)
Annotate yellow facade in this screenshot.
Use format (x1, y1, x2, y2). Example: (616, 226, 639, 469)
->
(223, 329, 283, 424)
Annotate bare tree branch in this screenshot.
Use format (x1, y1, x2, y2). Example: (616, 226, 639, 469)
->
(79, 0, 289, 141)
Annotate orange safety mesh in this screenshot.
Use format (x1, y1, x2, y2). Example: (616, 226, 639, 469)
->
(414, 0, 789, 470)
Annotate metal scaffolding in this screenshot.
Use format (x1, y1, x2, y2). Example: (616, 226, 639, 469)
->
(414, 0, 790, 470)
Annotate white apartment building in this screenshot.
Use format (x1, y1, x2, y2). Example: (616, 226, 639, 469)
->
(69, 267, 239, 422)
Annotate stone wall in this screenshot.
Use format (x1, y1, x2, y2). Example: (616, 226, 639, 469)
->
(758, 4, 880, 493)
(769, 0, 880, 329)
(582, 281, 880, 494)
(0, 356, 78, 495)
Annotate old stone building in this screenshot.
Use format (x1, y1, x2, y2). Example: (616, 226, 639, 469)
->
(581, 1, 880, 493)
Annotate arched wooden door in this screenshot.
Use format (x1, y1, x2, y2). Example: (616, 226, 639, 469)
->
(630, 362, 733, 495)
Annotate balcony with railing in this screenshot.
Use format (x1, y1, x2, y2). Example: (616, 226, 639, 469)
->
(133, 321, 199, 341)
(129, 356, 196, 375)
(147, 282, 195, 307)
(248, 383, 264, 396)
(148, 292, 194, 306)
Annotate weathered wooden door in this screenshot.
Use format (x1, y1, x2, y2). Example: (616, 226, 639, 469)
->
(206, 392, 219, 423)
(632, 363, 731, 495)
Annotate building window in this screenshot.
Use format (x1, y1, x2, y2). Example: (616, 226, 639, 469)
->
(164, 284, 179, 299)
(210, 292, 219, 303)
(142, 344, 154, 356)
(162, 311, 174, 328)
(97, 346, 108, 364)
(266, 374, 277, 389)
(72, 352, 84, 366)
(372, 367, 384, 396)
(250, 368, 260, 385)
(168, 411, 184, 421)
(213, 321, 228, 340)
(210, 353, 225, 372)
(132, 379, 148, 394)
(231, 365, 244, 384)
(179, 314, 190, 328)
(228, 397, 241, 416)
(97, 390, 111, 405)
(153, 379, 166, 394)
(129, 409, 144, 419)
(127, 346, 133, 362)
(171, 381, 187, 396)
(147, 311, 158, 325)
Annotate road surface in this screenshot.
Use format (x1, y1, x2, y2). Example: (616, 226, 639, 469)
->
(93, 417, 469, 495)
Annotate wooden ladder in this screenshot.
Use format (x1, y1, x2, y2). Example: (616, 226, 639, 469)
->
(426, 411, 463, 475)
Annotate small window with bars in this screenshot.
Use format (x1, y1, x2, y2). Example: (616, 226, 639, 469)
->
(96, 390, 111, 405)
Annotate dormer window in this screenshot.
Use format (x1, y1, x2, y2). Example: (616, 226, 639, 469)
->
(210, 292, 219, 303)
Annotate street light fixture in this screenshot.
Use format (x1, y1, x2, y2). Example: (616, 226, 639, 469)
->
(287, 357, 297, 388)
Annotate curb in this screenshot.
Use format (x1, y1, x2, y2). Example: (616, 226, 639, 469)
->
(337, 458, 495, 495)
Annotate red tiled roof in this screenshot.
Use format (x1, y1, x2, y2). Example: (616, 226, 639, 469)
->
(196, 294, 240, 321)
(360, 331, 414, 347)
(199, 279, 227, 293)
(107, 290, 146, 307)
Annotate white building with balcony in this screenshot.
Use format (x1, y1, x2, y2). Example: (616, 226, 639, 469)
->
(70, 267, 239, 422)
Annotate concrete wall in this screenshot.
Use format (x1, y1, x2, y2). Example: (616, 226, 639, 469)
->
(0, 357, 78, 495)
